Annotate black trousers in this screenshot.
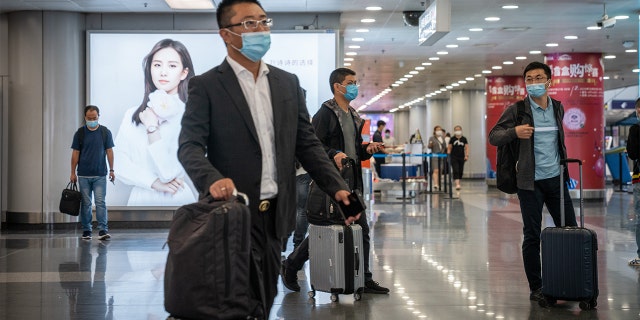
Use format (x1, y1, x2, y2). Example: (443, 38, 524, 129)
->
(516, 176, 577, 291)
(286, 210, 372, 281)
(250, 205, 281, 319)
(374, 154, 385, 177)
(450, 156, 465, 180)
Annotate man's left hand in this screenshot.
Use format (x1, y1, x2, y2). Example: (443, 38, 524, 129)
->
(367, 142, 384, 154)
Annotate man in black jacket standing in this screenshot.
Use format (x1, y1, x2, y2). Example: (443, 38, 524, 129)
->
(489, 61, 577, 302)
(627, 97, 640, 266)
(280, 67, 389, 294)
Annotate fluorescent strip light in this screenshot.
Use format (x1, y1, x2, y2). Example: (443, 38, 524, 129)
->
(165, 0, 214, 9)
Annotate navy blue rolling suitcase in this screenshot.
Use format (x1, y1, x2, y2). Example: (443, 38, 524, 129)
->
(540, 159, 598, 309)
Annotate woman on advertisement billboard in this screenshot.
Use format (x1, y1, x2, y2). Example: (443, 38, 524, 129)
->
(114, 39, 197, 206)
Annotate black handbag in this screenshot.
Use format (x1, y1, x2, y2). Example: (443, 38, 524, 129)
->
(59, 181, 82, 216)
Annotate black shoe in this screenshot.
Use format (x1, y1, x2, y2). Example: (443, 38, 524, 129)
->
(529, 288, 544, 302)
(364, 280, 389, 294)
(81, 231, 92, 240)
(98, 230, 111, 241)
(280, 261, 300, 292)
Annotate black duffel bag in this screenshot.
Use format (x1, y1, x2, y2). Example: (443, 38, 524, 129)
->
(59, 181, 82, 216)
(164, 193, 265, 320)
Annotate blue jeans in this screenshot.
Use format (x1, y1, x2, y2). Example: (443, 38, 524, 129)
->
(293, 173, 311, 249)
(517, 175, 577, 291)
(78, 176, 108, 232)
(634, 183, 640, 257)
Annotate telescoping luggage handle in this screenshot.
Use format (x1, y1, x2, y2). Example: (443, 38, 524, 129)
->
(560, 158, 583, 228)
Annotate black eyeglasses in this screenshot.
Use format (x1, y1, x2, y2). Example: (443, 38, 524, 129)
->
(525, 76, 548, 84)
(223, 18, 273, 30)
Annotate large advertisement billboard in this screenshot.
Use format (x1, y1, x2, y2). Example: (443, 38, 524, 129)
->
(545, 53, 605, 192)
(485, 76, 526, 181)
(88, 31, 336, 207)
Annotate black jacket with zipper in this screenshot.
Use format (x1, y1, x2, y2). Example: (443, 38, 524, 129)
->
(488, 96, 569, 191)
(312, 98, 372, 192)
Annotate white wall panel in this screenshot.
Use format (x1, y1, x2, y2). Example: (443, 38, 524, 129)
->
(394, 111, 410, 145)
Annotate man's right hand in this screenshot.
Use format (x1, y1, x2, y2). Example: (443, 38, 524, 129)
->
(335, 190, 360, 225)
(209, 178, 236, 201)
(70, 173, 77, 183)
(516, 124, 534, 139)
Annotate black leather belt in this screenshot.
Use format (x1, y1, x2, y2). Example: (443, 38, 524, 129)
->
(259, 198, 277, 213)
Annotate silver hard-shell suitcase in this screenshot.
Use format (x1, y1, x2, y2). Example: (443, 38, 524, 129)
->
(308, 224, 365, 302)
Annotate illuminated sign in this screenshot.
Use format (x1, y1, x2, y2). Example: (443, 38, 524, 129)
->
(418, 0, 451, 46)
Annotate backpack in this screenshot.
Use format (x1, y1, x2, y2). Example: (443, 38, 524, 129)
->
(496, 101, 525, 194)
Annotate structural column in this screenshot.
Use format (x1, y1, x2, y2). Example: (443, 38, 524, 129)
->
(6, 11, 85, 223)
(450, 90, 485, 178)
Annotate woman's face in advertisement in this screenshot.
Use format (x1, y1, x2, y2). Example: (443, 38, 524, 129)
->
(150, 47, 188, 95)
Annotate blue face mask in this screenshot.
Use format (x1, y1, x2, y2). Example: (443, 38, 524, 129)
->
(526, 83, 547, 98)
(341, 84, 359, 101)
(228, 30, 271, 62)
(86, 120, 99, 128)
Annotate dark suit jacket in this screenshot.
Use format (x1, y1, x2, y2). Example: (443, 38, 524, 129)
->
(178, 59, 348, 238)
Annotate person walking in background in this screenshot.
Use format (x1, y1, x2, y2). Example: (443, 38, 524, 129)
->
(177, 0, 353, 316)
(114, 38, 197, 206)
(70, 105, 115, 241)
(627, 97, 640, 266)
(383, 129, 396, 147)
(489, 61, 577, 302)
(372, 120, 386, 177)
(428, 125, 446, 190)
(447, 125, 469, 190)
(280, 67, 389, 295)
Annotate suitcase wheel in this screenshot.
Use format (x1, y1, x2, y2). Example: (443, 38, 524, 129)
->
(330, 294, 339, 302)
(353, 292, 361, 301)
(579, 299, 597, 310)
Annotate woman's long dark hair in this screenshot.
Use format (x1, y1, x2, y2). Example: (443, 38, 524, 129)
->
(132, 39, 195, 125)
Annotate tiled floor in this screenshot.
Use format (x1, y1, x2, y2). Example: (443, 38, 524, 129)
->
(1, 180, 640, 319)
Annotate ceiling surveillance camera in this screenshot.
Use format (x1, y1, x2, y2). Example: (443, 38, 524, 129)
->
(403, 11, 423, 27)
(597, 15, 616, 28)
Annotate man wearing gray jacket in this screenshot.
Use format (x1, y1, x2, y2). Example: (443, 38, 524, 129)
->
(489, 61, 577, 302)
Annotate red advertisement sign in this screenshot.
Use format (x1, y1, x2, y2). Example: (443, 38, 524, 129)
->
(485, 76, 526, 180)
(545, 53, 605, 190)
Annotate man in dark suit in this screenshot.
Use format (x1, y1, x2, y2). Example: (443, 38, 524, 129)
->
(177, 0, 354, 317)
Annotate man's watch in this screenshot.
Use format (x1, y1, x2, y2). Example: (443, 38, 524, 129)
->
(147, 125, 158, 133)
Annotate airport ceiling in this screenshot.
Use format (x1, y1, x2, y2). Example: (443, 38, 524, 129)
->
(1, 0, 639, 114)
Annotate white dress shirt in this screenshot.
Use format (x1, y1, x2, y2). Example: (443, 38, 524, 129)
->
(226, 56, 278, 199)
